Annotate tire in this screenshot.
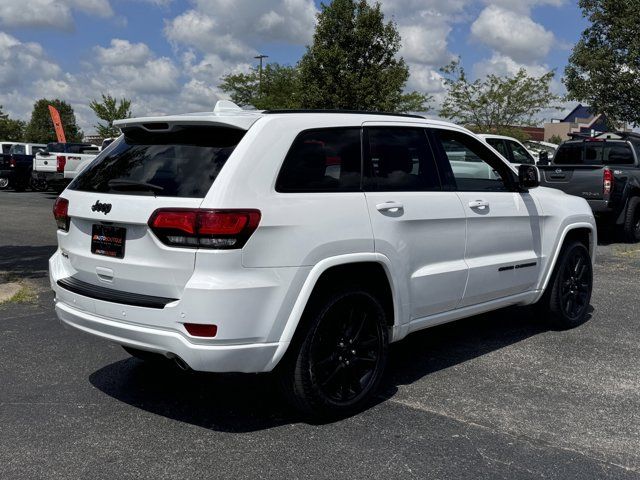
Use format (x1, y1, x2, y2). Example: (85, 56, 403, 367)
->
(536, 241, 593, 330)
(30, 177, 48, 192)
(0, 177, 9, 190)
(622, 196, 640, 243)
(279, 288, 389, 419)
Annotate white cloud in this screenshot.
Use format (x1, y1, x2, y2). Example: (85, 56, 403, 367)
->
(0, 32, 60, 89)
(471, 5, 555, 64)
(94, 39, 152, 66)
(0, 0, 113, 31)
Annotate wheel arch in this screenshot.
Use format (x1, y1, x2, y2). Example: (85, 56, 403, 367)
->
(267, 253, 402, 370)
(536, 222, 596, 301)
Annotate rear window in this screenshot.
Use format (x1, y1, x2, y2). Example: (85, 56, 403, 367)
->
(554, 143, 583, 164)
(554, 141, 635, 165)
(69, 126, 245, 198)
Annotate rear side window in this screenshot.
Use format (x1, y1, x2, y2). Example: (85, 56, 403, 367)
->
(363, 127, 441, 191)
(276, 128, 362, 192)
(2, 144, 12, 154)
(554, 143, 583, 164)
(69, 126, 245, 198)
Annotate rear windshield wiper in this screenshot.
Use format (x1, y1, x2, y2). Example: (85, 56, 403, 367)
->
(107, 179, 164, 193)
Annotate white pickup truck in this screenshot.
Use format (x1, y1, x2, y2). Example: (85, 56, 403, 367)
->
(33, 142, 100, 191)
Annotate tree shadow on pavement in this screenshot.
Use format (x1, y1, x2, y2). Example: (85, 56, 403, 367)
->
(89, 305, 559, 432)
(0, 245, 57, 280)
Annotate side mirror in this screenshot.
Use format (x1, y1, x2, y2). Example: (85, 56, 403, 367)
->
(538, 151, 549, 165)
(518, 164, 540, 190)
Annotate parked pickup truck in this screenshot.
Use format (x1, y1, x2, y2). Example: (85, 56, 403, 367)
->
(0, 143, 47, 191)
(33, 143, 100, 191)
(0, 141, 16, 189)
(539, 132, 640, 242)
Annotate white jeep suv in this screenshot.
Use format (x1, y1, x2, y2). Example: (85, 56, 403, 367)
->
(50, 104, 596, 416)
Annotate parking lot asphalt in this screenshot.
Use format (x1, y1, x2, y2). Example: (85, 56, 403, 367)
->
(1, 190, 639, 479)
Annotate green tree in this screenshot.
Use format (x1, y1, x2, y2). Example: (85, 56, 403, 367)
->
(0, 106, 26, 141)
(548, 134, 563, 145)
(89, 94, 132, 139)
(298, 0, 431, 112)
(219, 63, 301, 110)
(440, 59, 559, 132)
(24, 99, 82, 143)
(564, 0, 640, 126)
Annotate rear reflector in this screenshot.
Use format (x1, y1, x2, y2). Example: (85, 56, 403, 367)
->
(56, 155, 66, 173)
(148, 209, 261, 249)
(53, 197, 69, 231)
(184, 323, 218, 337)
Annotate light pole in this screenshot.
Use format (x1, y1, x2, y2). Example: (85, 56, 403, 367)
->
(254, 54, 269, 95)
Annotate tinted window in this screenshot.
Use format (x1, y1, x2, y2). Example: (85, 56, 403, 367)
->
(508, 141, 536, 165)
(554, 143, 583, 164)
(363, 127, 440, 191)
(10, 144, 25, 155)
(603, 143, 634, 165)
(432, 129, 514, 192)
(486, 138, 509, 159)
(2, 144, 12, 154)
(70, 126, 245, 198)
(276, 128, 361, 192)
(554, 141, 635, 166)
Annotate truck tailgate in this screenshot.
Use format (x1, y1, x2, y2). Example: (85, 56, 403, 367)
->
(34, 152, 58, 173)
(539, 165, 605, 200)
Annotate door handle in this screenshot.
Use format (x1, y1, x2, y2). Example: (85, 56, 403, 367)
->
(376, 201, 404, 212)
(468, 200, 489, 209)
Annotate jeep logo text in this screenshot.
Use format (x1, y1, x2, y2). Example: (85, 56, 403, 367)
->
(91, 200, 112, 215)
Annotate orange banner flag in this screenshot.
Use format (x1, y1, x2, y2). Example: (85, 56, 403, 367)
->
(48, 105, 67, 143)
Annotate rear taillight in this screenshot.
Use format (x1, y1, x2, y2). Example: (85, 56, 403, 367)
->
(56, 155, 66, 173)
(603, 168, 614, 197)
(148, 209, 261, 249)
(53, 197, 69, 231)
(9, 158, 16, 168)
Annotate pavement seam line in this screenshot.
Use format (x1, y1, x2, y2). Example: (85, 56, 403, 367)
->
(385, 396, 639, 475)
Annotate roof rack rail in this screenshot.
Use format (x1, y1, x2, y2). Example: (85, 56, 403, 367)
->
(567, 132, 592, 140)
(262, 109, 426, 120)
(613, 131, 640, 141)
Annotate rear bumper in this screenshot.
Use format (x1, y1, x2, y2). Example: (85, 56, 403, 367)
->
(55, 300, 281, 373)
(34, 171, 66, 184)
(587, 199, 613, 214)
(49, 249, 304, 373)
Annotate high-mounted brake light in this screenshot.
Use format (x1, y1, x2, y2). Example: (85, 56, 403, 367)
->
(53, 197, 69, 231)
(148, 209, 261, 249)
(56, 155, 66, 173)
(603, 168, 614, 197)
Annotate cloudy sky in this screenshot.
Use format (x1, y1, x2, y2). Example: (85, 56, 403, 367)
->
(0, 0, 587, 135)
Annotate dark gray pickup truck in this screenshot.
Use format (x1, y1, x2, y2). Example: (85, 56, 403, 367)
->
(539, 133, 640, 242)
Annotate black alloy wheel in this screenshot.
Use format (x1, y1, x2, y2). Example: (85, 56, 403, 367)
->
(539, 241, 593, 329)
(309, 293, 386, 405)
(281, 289, 389, 417)
(559, 248, 592, 321)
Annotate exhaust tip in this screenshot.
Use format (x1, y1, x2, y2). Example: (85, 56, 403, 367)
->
(172, 355, 191, 371)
